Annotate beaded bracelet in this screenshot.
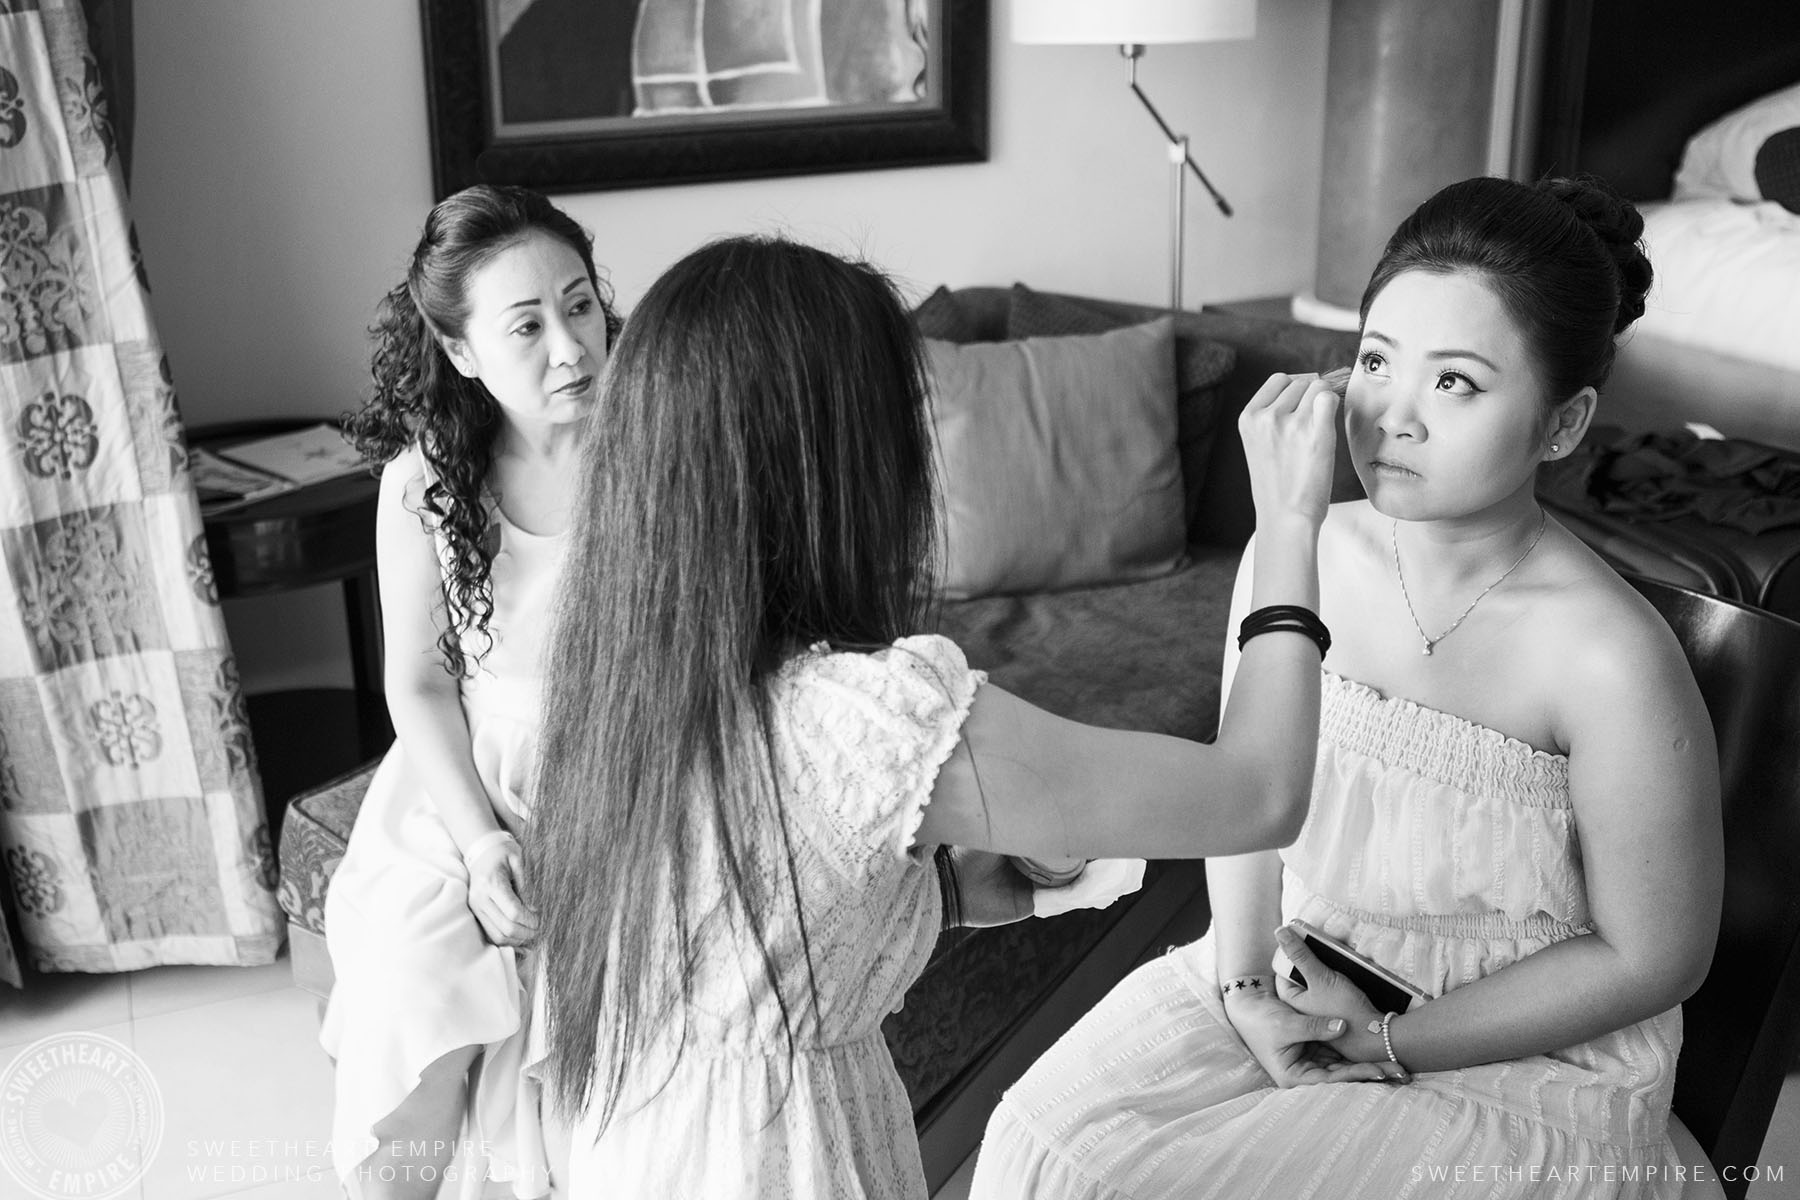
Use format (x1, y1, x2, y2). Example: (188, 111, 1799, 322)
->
(1219, 974, 1275, 998)
(1367, 1010, 1410, 1082)
(1237, 604, 1331, 658)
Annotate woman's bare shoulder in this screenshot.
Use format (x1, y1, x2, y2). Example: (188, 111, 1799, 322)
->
(1534, 528, 1699, 709)
(377, 443, 430, 509)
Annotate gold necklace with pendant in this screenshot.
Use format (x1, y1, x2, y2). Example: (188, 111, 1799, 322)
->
(1391, 510, 1548, 656)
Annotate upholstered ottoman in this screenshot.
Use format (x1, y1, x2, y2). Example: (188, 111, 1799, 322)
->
(276, 759, 379, 1000)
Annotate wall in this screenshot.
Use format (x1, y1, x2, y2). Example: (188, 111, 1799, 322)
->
(129, 0, 1332, 693)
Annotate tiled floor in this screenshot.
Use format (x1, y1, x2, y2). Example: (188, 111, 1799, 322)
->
(0, 953, 337, 1198)
(0, 952, 1794, 1199)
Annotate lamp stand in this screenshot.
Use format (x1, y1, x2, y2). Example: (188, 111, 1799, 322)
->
(1120, 44, 1233, 311)
(1170, 134, 1188, 311)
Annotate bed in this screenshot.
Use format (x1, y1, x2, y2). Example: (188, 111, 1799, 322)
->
(1531, 0, 1800, 452)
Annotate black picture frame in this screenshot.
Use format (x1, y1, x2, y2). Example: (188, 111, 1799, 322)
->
(420, 1, 990, 199)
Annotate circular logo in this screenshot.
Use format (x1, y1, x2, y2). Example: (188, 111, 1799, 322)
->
(0, 1032, 163, 1199)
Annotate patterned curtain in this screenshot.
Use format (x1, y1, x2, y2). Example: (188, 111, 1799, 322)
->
(0, 0, 281, 986)
(78, 0, 130, 183)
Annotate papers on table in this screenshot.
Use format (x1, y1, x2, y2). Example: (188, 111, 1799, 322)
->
(211, 423, 365, 485)
(190, 423, 367, 515)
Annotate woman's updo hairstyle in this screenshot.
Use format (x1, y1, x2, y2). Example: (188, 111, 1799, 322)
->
(347, 184, 622, 677)
(1358, 174, 1653, 406)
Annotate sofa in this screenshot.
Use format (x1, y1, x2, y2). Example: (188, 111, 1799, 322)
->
(274, 283, 1360, 1189)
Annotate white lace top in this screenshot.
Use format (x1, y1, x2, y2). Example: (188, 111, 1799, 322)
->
(564, 634, 985, 1199)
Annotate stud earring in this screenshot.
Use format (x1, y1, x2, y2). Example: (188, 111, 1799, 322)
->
(1550, 443, 1560, 453)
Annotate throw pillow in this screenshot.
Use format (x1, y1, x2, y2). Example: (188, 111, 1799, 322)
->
(1004, 285, 1121, 339)
(1006, 284, 1236, 532)
(912, 285, 980, 341)
(927, 319, 1186, 599)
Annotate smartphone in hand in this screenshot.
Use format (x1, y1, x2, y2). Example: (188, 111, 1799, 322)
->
(1010, 855, 1088, 888)
(1279, 919, 1429, 1014)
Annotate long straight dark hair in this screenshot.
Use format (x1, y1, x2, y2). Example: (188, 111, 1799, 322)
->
(527, 236, 938, 1125)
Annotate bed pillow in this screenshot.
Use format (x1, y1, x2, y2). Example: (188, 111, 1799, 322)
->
(1005, 284, 1236, 531)
(927, 319, 1186, 599)
(1673, 81, 1800, 206)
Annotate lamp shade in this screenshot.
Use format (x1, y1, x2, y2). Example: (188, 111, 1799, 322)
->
(1012, 0, 1256, 45)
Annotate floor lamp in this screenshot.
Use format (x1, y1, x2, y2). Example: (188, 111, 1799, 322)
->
(1014, 0, 1256, 311)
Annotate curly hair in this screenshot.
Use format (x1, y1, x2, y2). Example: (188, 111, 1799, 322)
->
(343, 185, 623, 677)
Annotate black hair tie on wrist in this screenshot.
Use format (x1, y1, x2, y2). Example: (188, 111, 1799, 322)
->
(1237, 604, 1331, 658)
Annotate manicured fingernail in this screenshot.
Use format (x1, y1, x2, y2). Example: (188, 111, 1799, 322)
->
(1329, 1019, 1345, 1034)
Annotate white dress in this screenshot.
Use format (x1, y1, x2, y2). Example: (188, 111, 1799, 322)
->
(973, 669, 1684, 1200)
(321, 482, 564, 1199)
(564, 634, 983, 1199)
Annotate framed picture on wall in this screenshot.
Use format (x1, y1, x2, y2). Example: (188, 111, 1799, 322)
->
(421, 0, 990, 197)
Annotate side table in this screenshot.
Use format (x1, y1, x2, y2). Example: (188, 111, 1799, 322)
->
(194, 419, 394, 828)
